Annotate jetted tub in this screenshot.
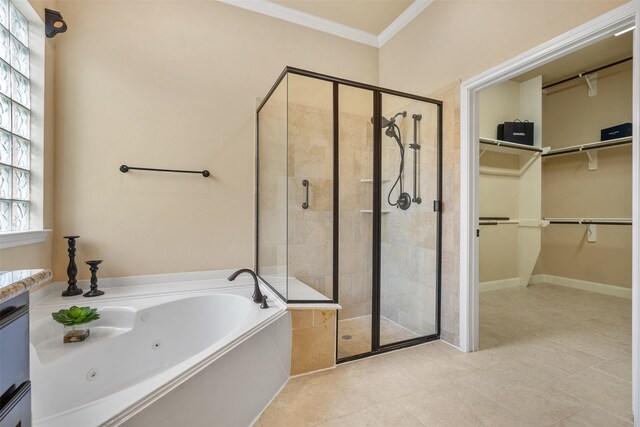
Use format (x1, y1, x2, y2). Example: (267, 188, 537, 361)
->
(29, 272, 291, 427)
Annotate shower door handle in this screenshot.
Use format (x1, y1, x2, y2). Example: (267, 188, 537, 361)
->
(302, 180, 309, 209)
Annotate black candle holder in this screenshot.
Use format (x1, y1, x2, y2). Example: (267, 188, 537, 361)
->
(61, 236, 83, 297)
(83, 260, 105, 297)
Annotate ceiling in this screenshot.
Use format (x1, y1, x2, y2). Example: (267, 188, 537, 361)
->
(269, 0, 414, 35)
(218, 0, 432, 47)
(513, 31, 633, 87)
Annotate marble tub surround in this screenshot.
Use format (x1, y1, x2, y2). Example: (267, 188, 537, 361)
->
(290, 308, 337, 376)
(0, 269, 52, 303)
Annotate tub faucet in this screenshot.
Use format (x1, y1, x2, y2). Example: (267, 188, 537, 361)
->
(227, 269, 263, 304)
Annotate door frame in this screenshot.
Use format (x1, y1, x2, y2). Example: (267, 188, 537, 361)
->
(459, 1, 640, 422)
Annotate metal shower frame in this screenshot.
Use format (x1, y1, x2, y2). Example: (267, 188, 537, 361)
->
(255, 66, 443, 363)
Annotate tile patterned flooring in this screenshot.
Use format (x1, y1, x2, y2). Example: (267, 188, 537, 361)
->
(337, 315, 419, 359)
(257, 283, 632, 426)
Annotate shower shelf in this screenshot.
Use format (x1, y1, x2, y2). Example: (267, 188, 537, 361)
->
(360, 178, 391, 183)
(360, 210, 391, 214)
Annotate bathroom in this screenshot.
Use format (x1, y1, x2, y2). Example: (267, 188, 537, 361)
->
(0, 0, 638, 426)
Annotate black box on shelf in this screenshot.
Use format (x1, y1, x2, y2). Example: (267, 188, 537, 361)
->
(601, 123, 632, 141)
(497, 120, 534, 146)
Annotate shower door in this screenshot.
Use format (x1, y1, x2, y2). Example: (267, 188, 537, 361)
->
(336, 86, 442, 361)
(378, 93, 440, 347)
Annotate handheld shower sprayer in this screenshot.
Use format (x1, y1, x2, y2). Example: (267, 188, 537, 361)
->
(371, 111, 411, 211)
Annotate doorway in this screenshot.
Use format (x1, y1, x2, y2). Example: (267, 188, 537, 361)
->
(460, 3, 640, 421)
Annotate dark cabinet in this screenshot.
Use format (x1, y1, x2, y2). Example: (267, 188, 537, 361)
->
(0, 381, 30, 427)
(0, 292, 30, 427)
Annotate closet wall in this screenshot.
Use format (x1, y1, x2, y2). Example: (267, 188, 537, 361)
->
(540, 63, 632, 289)
(479, 82, 520, 283)
(478, 77, 542, 287)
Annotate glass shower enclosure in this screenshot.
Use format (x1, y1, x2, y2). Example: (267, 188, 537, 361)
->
(256, 67, 442, 362)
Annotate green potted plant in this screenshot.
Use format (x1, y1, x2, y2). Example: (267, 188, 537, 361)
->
(51, 306, 100, 343)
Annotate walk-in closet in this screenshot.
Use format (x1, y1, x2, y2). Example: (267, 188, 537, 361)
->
(477, 30, 633, 422)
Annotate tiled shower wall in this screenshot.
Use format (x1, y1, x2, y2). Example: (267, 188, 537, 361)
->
(265, 89, 455, 342)
(286, 103, 374, 318)
(286, 104, 334, 298)
(432, 81, 461, 347)
(337, 110, 373, 319)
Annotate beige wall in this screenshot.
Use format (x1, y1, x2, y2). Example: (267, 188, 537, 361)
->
(478, 81, 523, 283)
(479, 81, 520, 140)
(51, 1, 378, 281)
(379, 0, 626, 346)
(379, 1, 626, 95)
(478, 76, 543, 285)
(0, 0, 55, 272)
(542, 64, 632, 287)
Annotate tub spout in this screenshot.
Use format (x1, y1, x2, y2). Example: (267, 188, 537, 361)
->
(227, 269, 263, 304)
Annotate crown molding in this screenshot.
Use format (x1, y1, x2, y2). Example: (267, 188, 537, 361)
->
(378, 0, 432, 47)
(218, 0, 379, 47)
(217, 0, 432, 48)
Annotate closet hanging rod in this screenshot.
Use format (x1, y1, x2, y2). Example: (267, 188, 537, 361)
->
(119, 165, 211, 177)
(542, 136, 631, 158)
(542, 56, 633, 90)
(480, 216, 510, 221)
(545, 217, 632, 225)
(479, 138, 543, 153)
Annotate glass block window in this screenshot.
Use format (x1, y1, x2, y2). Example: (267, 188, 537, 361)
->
(0, 0, 29, 232)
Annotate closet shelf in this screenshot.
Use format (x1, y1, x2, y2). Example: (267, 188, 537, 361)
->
(479, 137, 544, 156)
(542, 136, 631, 158)
(360, 178, 391, 183)
(479, 138, 544, 177)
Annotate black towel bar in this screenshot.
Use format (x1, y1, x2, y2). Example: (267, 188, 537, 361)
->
(119, 165, 210, 177)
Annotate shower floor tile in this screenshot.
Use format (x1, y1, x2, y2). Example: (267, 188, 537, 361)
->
(337, 315, 418, 359)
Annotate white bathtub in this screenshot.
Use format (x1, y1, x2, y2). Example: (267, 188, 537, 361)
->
(29, 272, 291, 427)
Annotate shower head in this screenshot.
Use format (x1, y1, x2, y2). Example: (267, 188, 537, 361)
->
(392, 111, 407, 121)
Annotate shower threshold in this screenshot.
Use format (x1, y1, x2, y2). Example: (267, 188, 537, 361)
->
(337, 315, 422, 360)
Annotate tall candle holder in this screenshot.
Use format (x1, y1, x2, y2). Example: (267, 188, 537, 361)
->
(83, 260, 105, 297)
(61, 235, 83, 297)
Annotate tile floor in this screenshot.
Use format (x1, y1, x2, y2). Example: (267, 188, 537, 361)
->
(257, 283, 632, 426)
(337, 315, 419, 359)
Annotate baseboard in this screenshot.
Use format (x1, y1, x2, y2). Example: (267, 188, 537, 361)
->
(479, 277, 521, 292)
(529, 274, 545, 285)
(529, 274, 631, 299)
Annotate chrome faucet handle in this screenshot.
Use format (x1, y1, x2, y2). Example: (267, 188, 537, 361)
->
(260, 295, 269, 309)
